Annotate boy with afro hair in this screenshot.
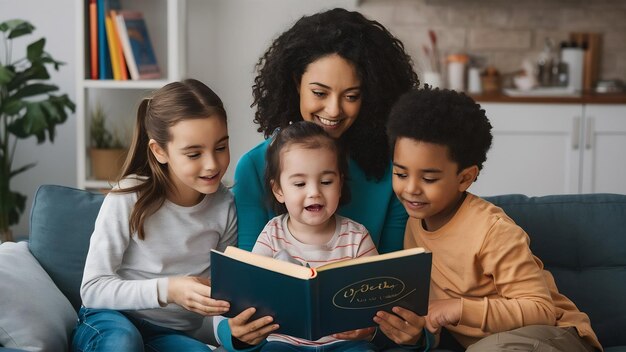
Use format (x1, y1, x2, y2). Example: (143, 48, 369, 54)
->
(373, 87, 601, 352)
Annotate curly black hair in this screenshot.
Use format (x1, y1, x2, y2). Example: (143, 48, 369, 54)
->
(252, 8, 419, 180)
(387, 87, 493, 176)
(265, 121, 351, 215)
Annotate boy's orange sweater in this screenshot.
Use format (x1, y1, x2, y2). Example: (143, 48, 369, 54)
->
(405, 193, 601, 350)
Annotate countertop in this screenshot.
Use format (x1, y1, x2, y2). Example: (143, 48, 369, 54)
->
(470, 92, 626, 104)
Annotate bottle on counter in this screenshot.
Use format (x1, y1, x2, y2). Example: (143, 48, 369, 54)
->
(467, 67, 482, 94)
(537, 38, 556, 87)
(551, 59, 569, 87)
(447, 54, 469, 92)
(481, 66, 501, 94)
(561, 41, 584, 91)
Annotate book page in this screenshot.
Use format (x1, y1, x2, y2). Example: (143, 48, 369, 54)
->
(317, 247, 426, 272)
(221, 246, 315, 280)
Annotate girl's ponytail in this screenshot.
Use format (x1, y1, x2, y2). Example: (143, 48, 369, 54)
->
(115, 98, 163, 239)
(120, 98, 151, 178)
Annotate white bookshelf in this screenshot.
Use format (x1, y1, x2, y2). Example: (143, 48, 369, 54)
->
(75, 0, 186, 190)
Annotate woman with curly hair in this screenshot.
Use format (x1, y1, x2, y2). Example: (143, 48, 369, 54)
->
(233, 7, 419, 256)
(215, 8, 420, 351)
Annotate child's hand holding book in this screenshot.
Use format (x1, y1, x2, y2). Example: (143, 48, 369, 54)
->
(167, 276, 230, 316)
(374, 306, 427, 346)
(228, 307, 279, 346)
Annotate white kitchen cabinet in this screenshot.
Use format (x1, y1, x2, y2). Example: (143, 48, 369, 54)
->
(580, 105, 626, 194)
(75, 0, 186, 190)
(470, 103, 626, 196)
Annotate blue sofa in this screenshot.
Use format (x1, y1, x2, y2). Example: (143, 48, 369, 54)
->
(0, 185, 624, 351)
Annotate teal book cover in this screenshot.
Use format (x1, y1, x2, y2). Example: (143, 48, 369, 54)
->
(96, 0, 111, 79)
(118, 11, 160, 79)
(211, 247, 432, 341)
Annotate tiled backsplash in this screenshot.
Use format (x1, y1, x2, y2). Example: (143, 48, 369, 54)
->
(359, 0, 626, 83)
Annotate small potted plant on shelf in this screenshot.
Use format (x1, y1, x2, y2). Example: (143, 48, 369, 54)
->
(0, 19, 75, 242)
(89, 103, 127, 182)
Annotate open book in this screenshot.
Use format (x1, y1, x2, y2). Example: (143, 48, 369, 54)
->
(210, 246, 432, 340)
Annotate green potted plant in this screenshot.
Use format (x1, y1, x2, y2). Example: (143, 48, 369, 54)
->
(0, 19, 75, 242)
(89, 103, 127, 182)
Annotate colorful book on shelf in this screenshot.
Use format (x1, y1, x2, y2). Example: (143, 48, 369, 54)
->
(88, 0, 98, 79)
(96, 0, 111, 79)
(109, 10, 128, 80)
(210, 246, 432, 341)
(104, 13, 122, 80)
(114, 11, 138, 80)
(116, 10, 160, 80)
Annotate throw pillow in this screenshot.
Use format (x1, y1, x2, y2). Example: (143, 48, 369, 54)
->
(0, 241, 77, 351)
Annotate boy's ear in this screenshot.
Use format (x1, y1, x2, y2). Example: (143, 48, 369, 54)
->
(149, 139, 168, 164)
(271, 180, 285, 204)
(458, 165, 479, 192)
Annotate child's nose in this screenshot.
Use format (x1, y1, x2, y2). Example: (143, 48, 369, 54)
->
(406, 178, 421, 194)
(307, 185, 321, 198)
(203, 154, 217, 171)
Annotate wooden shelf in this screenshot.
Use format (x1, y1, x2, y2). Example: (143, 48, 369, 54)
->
(82, 79, 172, 90)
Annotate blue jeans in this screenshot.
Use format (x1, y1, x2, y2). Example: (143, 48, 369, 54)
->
(71, 307, 212, 352)
(260, 340, 378, 351)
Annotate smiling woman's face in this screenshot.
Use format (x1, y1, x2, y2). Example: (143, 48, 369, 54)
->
(297, 54, 362, 139)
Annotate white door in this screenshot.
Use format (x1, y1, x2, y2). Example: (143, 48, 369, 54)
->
(471, 103, 582, 197)
(581, 105, 626, 194)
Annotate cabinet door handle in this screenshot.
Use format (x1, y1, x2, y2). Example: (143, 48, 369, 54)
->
(585, 117, 594, 150)
(572, 117, 581, 150)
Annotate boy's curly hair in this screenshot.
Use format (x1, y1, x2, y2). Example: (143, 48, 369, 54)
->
(252, 8, 418, 180)
(387, 87, 493, 176)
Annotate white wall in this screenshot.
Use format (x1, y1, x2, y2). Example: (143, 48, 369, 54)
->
(1, 0, 356, 237)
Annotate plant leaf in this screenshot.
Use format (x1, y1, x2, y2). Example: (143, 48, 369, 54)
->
(0, 19, 19, 32)
(39, 53, 65, 71)
(6, 117, 28, 138)
(8, 102, 48, 142)
(27, 102, 49, 143)
(27, 38, 46, 62)
(41, 100, 60, 121)
(12, 83, 58, 99)
(50, 94, 76, 114)
(7, 64, 50, 91)
(0, 98, 25, 116)
(0, 20, 35, 39)
(0, 65, 16, 85)
(41, 101, 61, 142)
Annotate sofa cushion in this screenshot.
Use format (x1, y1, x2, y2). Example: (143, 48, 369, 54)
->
(486, 193, 626, 348)
(0, 241, 77, 351)
(28, 184, 105, 312)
